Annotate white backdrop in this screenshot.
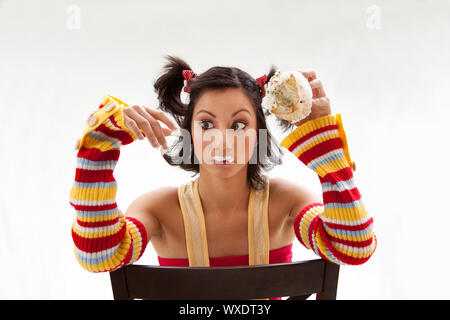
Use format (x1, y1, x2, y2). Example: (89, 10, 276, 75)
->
(1, 0, 449, 299)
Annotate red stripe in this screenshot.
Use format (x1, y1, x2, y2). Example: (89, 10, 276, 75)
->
(78, 147, 120, 162)
(293, 202, 324, 249)
(293, 211, 306, 248)
(95, 123, 134, 146)
(324, 217, 373, 232)
(120, 230, 134, 266)
(328, 233, 374, 248)
(74, 168, 115, 183)
(70, 202, 117, 212)
(72, 223, 126, 253)
(288, 125, 338, 152)
(298, 138, 343, 166)
(322, 188, 361, 204)
(109, 114, 122, 129)
(319, 167, 354, 184)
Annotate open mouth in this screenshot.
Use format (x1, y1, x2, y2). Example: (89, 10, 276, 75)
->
(211, 156, 235, 165)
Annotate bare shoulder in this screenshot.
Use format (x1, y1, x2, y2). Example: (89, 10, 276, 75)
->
(269, 177, 322, 220)
(136, 185, 179, 217)
(125, 185, 179, 238)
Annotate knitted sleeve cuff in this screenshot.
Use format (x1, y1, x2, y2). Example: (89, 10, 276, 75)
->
(75, 94, 138, 152)
(280, 114, 355, 178)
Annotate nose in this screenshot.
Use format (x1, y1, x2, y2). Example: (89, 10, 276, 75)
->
(209, 128, 235, 155)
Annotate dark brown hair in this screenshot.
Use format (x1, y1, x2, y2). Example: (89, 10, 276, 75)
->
(153, 55, 295, 190)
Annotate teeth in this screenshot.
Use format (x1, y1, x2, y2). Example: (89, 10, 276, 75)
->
(212, 156, 234, 163)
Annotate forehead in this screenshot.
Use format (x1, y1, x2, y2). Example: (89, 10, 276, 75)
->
(193, 88, 254, 117)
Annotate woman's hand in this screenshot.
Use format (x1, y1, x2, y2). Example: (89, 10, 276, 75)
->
(293, 70, 332, 127)
(123, 105, 179, 149)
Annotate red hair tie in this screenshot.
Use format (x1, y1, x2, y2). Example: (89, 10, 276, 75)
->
(182, 69, 198, 93)
(256, 74, 268, 97)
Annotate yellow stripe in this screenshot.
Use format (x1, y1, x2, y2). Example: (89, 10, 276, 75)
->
(311, 157, 349, 178)
(319, 204, 369, 222)
(336, 114, 354, 171)
(70, 184, 117, 202)
(127, 220, 143, 263)
(72, 220, 124, 239)
(314, 233, 335, 261)
(322, 226, 374, 243)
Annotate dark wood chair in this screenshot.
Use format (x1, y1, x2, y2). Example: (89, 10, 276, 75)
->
(109, 258, 340, 300)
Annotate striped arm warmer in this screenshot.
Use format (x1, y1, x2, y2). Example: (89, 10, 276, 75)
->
(69, 95, 148, 273)
(280, 114, 377, 266)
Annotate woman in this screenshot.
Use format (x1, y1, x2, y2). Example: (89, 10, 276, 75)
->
(69, 55, 377, 295)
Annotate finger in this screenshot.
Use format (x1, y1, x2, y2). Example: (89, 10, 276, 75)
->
(162, 127, 173, 136)
(124, 117, 144, 140)
(145, 106, 179, 132)
(135, 106, 168, 149)
(298, 69, 317, 82)
(312, 96, 330, 108)
(309, 79, 326, 98)
(127, 107, 159, 147)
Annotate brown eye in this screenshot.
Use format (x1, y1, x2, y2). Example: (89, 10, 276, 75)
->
(232, 120, 247, 131)
(200, 120, 213, 130)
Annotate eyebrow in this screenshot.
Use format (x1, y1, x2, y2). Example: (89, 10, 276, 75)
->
(195, 108, 250, 118)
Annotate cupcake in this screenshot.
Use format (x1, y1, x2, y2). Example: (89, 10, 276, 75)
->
(262, 70, 313, 124)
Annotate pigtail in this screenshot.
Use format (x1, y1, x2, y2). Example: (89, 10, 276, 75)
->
(153, 55, 192, 125)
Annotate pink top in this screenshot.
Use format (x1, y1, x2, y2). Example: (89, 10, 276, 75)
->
(157, 243, 294, 300)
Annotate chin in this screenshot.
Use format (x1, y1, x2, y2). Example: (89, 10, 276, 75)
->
(201, 161, 247, 178)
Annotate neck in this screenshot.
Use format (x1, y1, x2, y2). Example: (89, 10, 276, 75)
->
(197, 167, 251, 218)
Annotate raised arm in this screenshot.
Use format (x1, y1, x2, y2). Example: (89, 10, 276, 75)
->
(280, 113, 377, 265)
(69, 94, 176, 273)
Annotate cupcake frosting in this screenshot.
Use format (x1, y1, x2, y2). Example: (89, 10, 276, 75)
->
(262, 70, 313, 124)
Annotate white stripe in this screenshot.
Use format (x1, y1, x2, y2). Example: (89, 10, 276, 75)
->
(76, 243, 120, 260)
(291, 129, 339, 155)
(74, 219, 121, 234)
(307, 149, 345, 170)
(321, 215, 372, 226)
(69, 198, 116, 206)
(331, 241, 374, 254)
(105, 117, 122, 130)
(321, 179, 356, 192)
(76, 162, 117, 171)
(87, 130, 122, 148)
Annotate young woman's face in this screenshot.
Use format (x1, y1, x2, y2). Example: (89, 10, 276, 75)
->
(191, 88, 258, 178)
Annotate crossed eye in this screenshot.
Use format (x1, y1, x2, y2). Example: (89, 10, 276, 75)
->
(199, 120, 247, 131)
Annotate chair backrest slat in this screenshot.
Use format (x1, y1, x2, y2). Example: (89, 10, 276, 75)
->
(110, 259, 340, 300)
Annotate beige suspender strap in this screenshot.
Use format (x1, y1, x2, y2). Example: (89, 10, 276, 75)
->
(178, 177, 210, 267)
(248, 175, 270, 266)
